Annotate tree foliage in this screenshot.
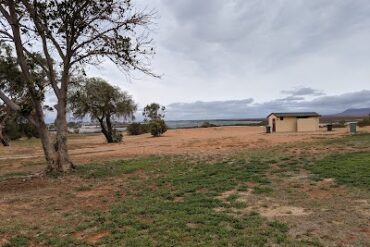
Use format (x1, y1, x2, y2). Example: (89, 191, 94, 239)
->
(0, 44, 42, 119)
(143, 103, 167, 137)
(149, 119, 167, 137)
(0, 44, 43, 146)
(0, 103, 39, 146)
(127, 122, 149, 136)
(0, 0, 156, 172)
(69, 77, 137, 143)
(143, 103, 166, 121)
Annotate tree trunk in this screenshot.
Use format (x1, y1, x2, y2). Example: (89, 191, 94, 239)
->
(98, 118, 114, 143)
(33, 101, 56, 172)
(5, 2, 56, 172)
(54, 100, 75, 171)
(105, 115, 114, 142)
(0, 124, 9, 147)
(0, 90, 55, 168)
(0, 136, 8, 146)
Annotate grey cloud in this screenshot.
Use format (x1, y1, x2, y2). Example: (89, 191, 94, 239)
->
(166, 99, 254, 120)
(88, 0, 370, 116)
(298, 90, 370, 110)
(281, 87, 325, 97)
(276, 96, 306, 102)
(159, 0, 370, 73)
(165, 90, 370, 120)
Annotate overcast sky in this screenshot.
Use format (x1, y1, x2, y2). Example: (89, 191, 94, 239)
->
(86, 0, 370, 120)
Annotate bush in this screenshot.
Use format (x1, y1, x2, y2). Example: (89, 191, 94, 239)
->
(23, 124, 40, 139)
(3, 116, 39, 140)
(358, 117, 370, 127)
(127, 123, 149, 135)
(200, 121, 218, 128)
(149, 119, 167, 137)
(4, 122, 22, 140)
(111, 129, 123, 143)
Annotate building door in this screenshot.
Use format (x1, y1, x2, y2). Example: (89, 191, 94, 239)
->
(272, 119, 276, 132)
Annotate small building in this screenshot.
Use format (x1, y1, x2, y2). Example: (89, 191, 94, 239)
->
(267, 112, 320, 133)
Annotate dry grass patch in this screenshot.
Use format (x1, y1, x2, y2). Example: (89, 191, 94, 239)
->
(0, 131, 370, 246)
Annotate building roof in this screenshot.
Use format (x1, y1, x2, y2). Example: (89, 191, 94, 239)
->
(267, 112, 321, 118)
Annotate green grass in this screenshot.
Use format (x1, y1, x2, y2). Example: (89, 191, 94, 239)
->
(0, 149, 323, 246)
(3, 133, 370, 246)
(307, 152, 370, 189)
(10, 137, 41, 147)
(31, 154, 320, 246)
(3, 236, 29, 247)
(74, 157, 159, 179)
(82, 156, 310, 246)
(320, 133, 370, 147)
(0, 172, 31, 182)
(253, 186, 274, 195)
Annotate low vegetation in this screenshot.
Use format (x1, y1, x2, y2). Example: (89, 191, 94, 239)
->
(126, 123, 149, 136)
(0, 153, 320, 246)
(0, 113, 39, 143)
(0, 102, 39, 147)
(148, 119, 168, 137)
(1, 133, 370, 246)
(143, 103, 168, 137)
(200, 121, 218, 128)
(308, 152, 370, 189)
(358, 116, 370, 127)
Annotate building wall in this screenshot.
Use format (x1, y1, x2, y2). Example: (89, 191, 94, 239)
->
(276, 117, 297, 132)
(297, 117, 319, 132)
(268, 115, 319, 132)
(268, 115, 274, 129)
(268, 115, 297, 132)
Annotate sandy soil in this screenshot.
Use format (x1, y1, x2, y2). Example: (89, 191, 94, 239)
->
(1, 126, 363, 174)
(0, 126, 369, 246)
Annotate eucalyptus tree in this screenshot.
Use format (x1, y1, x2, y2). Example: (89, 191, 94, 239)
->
(143, 103, 166, 121)
(143, 103, 167, 137)
(0, 43, 42, 146)
(0, 0, 156, 172)
(69, 77, 137, 143)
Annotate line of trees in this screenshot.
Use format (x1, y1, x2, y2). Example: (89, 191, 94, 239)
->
(0, 0, 156, 173)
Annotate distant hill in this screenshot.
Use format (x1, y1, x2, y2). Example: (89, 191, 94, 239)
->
(334, 108, 370, 117)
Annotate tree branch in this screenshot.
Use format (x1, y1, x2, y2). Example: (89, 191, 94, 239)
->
(18, 0, 62, 99)
(0, 89, 20, 111)
(20, 0, 65, 60)
(0, 4, 10, 20)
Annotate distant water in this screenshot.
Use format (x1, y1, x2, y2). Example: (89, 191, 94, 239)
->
(165, 120, 262, 129)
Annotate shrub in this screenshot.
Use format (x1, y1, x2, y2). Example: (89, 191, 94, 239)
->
(4, 122, 22, 140)
(149, 119, 167, 137)
(127, 123, 149, 135)
(3, 116, 39, 140)
(23, 124, 40, 139)
(200, 121, 218, 128)
(358, 117, 370, 127)
(111, 129, 123, 143)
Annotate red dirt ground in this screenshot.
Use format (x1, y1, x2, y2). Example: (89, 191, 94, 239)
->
(2, 126, 364, 176)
